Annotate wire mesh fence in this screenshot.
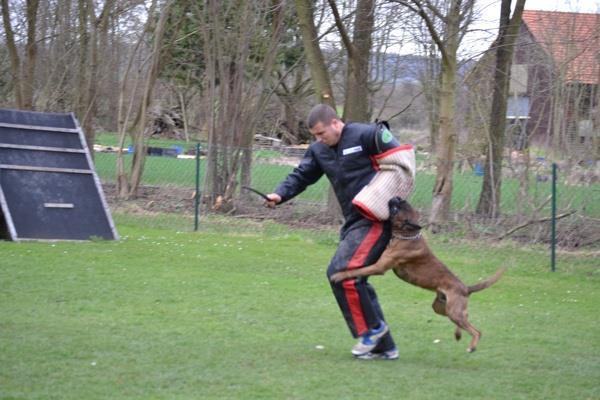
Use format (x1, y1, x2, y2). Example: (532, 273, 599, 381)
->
(94, 142, 600, 251)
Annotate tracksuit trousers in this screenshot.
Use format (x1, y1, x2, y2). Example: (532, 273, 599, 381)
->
(326, 219, 396, 352)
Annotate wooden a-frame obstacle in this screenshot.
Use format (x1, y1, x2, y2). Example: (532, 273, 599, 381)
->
(0, 108, 118, 241)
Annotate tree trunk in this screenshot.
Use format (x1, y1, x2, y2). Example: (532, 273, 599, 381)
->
(328, 0, 376, 220)
(1, 0, 23, 107)
(76, 0, 89, 120)
(342, 0, 374, 122)
(81, 0, 114, 154)
(476, 0, 526, 217)
(115, 1, 153, 199)
(391, 0, 474, 230)
(423, 42, 440, 153)
(294, 0, 336, 108)
(1, 0, 39, 109)
(127, 1, 173, 198)
(294, 0, 343, 219)
(429, 56, 458, 228)
(428, 0, 463, 229)
(22, 0, 40, 109)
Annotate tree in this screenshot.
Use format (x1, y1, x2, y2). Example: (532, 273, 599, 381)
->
(115, 0, 173, 199)
(197, 0, 285, 208)
(76, 0, 116, 150)
(476, 0, 526, 218)
(390, 0, 475, 230)
(294, 0, 337, 108)
(159, 0, 206, 142)
(295, 0, 379, 219)
(1, 0, 40, 109)
(327, 0, 375, 121)
(273, 24, 314, 144)
(415, 23, 441, 153)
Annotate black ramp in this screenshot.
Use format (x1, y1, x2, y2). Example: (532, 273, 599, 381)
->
(0, 108, 76, 129)
(0, 209, 8, 240)
(0, 148, 89, 169)
(0, 126, 83, 148)
(1, 169, 113, 240)
(0, 108, 118, 241)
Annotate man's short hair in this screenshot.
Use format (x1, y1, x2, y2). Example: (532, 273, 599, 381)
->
(307, 104, 339, 129)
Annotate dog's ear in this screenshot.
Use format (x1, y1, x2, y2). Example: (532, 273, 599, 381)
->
(388, 198, 400, 217)
(388, 196, 407, 218)
(388, 196, 404, 214)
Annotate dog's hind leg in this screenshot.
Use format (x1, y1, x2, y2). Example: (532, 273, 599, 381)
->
(454, 326, 462, 342)
(445, 294, 481, 352)
(432, 292, 447, 316)
(433, 292, 462, 341)
(459, 319, 480, 353)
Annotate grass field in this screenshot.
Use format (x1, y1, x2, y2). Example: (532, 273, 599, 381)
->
(1, 219, 599, 399)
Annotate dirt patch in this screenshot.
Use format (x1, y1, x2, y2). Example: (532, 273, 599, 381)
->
(102, 183, 339, 230)
(103, 183, 196, 215)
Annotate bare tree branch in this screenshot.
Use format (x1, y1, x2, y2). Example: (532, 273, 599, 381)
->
(326, 0, 356, 59)
(388, 0, 449, 63)
(496, 211, 576, 240)
(386, 90, 424, 121)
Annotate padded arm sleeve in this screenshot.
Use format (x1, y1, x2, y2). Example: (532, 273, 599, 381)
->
(353, 124, 416, 221)
(362, 122, 416, 180)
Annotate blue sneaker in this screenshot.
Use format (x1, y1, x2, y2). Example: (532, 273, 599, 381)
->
(354, 347, 399, 360)
(351, 321, 389, 356)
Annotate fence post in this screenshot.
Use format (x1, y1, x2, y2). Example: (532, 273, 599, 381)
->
(194, 143, 201, 231)
(551, 162, 557, 272)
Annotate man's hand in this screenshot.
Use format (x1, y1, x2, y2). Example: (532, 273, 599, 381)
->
(265, 193, 282, 208)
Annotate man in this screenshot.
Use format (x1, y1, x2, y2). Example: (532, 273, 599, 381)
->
(266, 104, 414, 360)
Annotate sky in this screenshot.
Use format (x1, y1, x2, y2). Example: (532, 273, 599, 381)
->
(319, 0, 599, 58)
(462, 0, 600, 58)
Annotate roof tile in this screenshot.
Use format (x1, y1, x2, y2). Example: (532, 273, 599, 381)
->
(522, 10, 600, 84)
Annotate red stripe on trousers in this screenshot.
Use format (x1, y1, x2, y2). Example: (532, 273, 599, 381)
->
(343, 222, 383, 335)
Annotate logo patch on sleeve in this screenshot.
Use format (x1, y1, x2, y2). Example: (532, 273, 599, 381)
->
(342, 145, 363, 155)
(381, 128, 394, 144)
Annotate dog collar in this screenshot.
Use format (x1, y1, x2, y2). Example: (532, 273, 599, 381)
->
(393, 232, 422, 241)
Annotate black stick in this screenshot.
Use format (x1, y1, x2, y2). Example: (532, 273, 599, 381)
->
(241, 186, 271, 201)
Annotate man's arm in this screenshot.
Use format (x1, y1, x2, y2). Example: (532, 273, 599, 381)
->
(265, 147, 324, 207)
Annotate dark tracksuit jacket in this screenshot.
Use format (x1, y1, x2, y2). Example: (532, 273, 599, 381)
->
(274, 122, 405, 349)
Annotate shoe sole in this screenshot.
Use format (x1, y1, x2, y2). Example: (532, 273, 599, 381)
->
(351, 324, 390, 356)
(354, 351, 399, 360)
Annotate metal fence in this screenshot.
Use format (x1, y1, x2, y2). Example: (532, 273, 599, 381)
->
(94, 144, 600, 252)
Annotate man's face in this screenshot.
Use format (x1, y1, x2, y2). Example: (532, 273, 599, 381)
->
(309, 119, 343, 147)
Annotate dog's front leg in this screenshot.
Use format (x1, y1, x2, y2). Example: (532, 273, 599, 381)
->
(330, 259, 392, 283)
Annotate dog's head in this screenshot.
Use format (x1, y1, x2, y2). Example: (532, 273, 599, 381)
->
(388, 196, 421, 231)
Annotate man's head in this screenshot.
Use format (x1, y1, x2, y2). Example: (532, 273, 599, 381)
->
(307, 104, 344, 147)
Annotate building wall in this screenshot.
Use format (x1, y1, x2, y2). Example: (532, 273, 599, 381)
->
(512, 25, 554, 147)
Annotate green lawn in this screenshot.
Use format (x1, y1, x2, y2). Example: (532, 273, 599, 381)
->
(95, 132, 194, 151)
(1, 220, 598, 399)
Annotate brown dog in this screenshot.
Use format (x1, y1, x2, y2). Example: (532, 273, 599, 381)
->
(330, 197, 505, 353)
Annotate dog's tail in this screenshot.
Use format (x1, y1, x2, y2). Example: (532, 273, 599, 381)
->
(468, 267, 507, 294)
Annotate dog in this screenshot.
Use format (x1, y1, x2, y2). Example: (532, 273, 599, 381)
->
(330, 197, 505, 353)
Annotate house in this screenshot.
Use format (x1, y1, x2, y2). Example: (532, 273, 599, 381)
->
(469, 10, 600, 158)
